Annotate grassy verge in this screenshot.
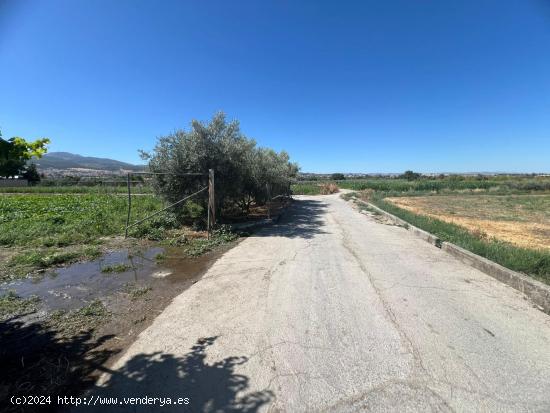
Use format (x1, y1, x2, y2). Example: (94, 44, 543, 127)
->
(366, 194, 550, 284)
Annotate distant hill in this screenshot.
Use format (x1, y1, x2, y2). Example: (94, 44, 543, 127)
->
(33, 152, 146, 172)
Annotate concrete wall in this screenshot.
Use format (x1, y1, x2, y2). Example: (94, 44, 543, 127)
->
(0, 179, 28, 187)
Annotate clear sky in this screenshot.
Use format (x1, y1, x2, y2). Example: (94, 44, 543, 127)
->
(1, 0, 549, 173)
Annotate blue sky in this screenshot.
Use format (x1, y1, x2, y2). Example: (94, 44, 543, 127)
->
(1, 0, 549, 173)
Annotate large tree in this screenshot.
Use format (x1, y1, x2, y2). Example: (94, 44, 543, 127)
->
(141, 112, 298, 215)
(0, 131, 50, 178)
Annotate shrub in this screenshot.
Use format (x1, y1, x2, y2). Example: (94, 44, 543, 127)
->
(319, 183, 339, 194)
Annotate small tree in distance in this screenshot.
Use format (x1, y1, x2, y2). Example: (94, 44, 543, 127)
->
(330, 173, 345, 181)
(399, 170, 421, 181)
(23, 163, 41, 185)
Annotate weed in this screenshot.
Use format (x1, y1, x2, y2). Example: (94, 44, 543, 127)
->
(101, 263, 131, 273)
(0, 291, 40, 320)
(126, 285, 152, 300)
(48, 300, 110, 336)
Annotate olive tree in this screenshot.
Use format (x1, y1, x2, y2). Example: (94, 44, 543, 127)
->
(141, 112, 298, 219)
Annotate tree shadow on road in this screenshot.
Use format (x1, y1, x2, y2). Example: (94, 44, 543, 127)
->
(0, 315, 116, 413)
(256, 198, 328, 239)
(87, 336, 273, 412)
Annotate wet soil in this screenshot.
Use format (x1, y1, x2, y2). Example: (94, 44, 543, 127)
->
(0, 241, 237, 412)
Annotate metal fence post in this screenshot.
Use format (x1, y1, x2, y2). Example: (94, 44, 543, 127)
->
(208, 169, 215, 238)
(125, 172, 132, 238)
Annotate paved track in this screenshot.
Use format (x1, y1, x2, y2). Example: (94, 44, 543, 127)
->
(87, 194, 550, 412)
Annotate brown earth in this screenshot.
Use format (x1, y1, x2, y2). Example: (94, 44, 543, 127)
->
(386, 195, 550, 250)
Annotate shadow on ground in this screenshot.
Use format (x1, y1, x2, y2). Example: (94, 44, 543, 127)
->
(0, 316, 116, 413)
(84, 336, 273, 412)
(255, 198, 328, 239)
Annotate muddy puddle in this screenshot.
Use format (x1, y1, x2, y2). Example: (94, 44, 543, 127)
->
(0, 242, 236, 412)
(1, 244, 229, 314)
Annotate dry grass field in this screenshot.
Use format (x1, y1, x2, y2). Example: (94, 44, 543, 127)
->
(386, 194, 550, 250)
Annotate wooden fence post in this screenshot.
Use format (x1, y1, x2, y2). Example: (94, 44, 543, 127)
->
(208, 169, 215, 238)
(266, 182, 271, 220)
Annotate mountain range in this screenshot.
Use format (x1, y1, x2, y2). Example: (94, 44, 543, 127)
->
(34, 152, 145, 171)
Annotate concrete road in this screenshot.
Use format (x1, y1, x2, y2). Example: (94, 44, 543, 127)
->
(88, 194, 550, 412)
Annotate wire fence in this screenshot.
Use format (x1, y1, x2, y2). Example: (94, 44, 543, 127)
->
(124, 170, 216, 238)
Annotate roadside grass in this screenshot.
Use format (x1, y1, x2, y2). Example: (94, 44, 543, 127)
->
(180, 226, 239, 256)
(367, 195, 550, 284)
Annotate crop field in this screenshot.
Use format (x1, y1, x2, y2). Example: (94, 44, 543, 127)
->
(0, 194, 163, 280)
(291, 182, 339, 195)
(385, 194, 550, 251)
(0, 184, 154, 194)
(338, 176, 550, 193)
(339, 175, 550, 283)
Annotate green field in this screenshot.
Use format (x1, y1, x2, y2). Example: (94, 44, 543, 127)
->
(338, 176, 550, 193)
(0, 194, 163, 280)
(0, 185, 153, 194)
(292, 175, 550, 196)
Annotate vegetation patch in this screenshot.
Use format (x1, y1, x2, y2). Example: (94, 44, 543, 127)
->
(2, 245, 102, 281)
(181, 226, 239, 256)
(292, 182, 339, 195)
(101, 263, 132, 273)
(0, 194, 161, 280)
(319, 183, 339, 195)
(124, 284, 152, 300)
(291, 183, 322, 195)
(48, 300, 110, 336)
(338, 175, 550, 193)
(0, 291, 40, 320)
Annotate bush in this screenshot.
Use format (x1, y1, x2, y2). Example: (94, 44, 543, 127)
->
(319, 183, 339, 194)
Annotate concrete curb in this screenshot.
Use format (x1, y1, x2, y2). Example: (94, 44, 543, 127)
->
(355, 199, 550, 315)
